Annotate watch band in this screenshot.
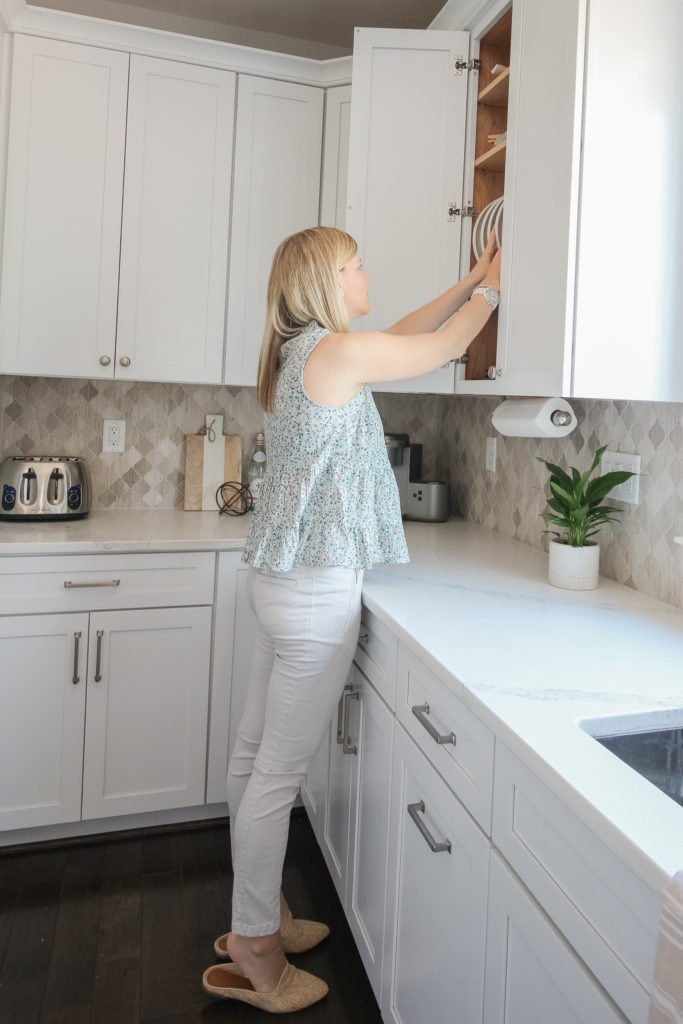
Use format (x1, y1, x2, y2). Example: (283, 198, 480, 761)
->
(472, 286, 500, 309)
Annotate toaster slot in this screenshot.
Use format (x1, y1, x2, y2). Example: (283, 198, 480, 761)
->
(19, 468, 37, 506)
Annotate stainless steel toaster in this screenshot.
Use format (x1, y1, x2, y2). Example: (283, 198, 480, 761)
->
(0, 456, 92, 520)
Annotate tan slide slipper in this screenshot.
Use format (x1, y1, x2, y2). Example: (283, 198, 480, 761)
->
(202, 961, 329, 1013)
(213, 913, 330, 959)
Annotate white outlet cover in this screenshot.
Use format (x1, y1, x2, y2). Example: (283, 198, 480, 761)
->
(600, 450, 641, 504)
(103, 419, 126, 454)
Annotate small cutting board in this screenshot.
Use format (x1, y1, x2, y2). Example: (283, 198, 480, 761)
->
(184, 416, 242, 511)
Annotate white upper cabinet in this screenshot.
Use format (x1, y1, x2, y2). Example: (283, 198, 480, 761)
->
(224, 75, 324, 387)
(0, 34, 128, 378)
(572, 0, 683, 401)
(346, 29, 470, 395)
(320, 85, 352, 229)
(117, 56, 235, 384)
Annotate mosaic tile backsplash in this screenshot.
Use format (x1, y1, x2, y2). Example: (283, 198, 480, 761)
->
(1, 376, 682, 608)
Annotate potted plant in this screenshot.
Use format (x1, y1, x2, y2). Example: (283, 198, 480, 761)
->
(537, 445, 636, 590)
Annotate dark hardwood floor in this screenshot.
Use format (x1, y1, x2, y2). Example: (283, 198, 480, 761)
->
(0, 811, 383, 1023)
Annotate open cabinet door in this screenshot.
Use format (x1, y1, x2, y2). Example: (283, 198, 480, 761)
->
(346, 28, 470, 395)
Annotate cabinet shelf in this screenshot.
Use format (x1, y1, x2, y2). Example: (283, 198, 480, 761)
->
(478, 68, 510, 108)
(475, 138, 507, 173)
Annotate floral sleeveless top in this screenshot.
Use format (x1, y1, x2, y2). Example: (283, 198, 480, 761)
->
(242, 322, 409, 571)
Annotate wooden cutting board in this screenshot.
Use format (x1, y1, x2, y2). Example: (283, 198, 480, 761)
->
(184, 416, 242, 511)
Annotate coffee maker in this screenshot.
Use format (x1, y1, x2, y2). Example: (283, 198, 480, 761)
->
(384, 433, 450, 522)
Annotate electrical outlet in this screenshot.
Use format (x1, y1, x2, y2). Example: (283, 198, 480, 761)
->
(103, 419, 126, 454)
(485, 436, 497, 473)
(600, 449, 641, 504)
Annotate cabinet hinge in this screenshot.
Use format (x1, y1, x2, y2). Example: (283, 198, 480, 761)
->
(447, 202, 475, 221)
(487, 366, 503, 380)
(454, 57, 481, 76)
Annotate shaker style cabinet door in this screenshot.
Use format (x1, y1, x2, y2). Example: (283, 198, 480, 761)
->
(224, 75, 324, 387)
(483, 853, 625, 1024)
(320, 666, 356, 903)
(117, 56, 236, 384)
(81, 606, 211, 819)
(381, 721, 489, 1024)
(346, 29, 470, 395)
(345, 667, 394, 1004)
(320, 85, 352, 230)
(0, 35, 128, 378)
(0, 613, 88, 831)
(572, 0, 683, 401)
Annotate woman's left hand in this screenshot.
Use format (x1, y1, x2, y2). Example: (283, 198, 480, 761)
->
(470, 231, 499, 286)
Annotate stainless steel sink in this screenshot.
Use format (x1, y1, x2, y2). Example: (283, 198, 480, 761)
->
(580, 709, 683, 808)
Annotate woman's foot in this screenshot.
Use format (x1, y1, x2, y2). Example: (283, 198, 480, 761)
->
(225, 930, 287, 993)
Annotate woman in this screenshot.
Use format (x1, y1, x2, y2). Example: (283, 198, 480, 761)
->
(202, 227, 501, 1013)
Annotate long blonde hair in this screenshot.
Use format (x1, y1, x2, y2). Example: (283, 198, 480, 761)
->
(256, 227, 358, 411)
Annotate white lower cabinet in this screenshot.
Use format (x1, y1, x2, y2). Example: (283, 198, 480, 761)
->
(321, 667, 356, 901)
(345, 667, 394, 1002)
(484, 853, 626, 1023)
(0, 604, 211, 831)
(81, 606, 211, 819)
(0, 612, 89, 831)
(300, 724, 330, 846)
(382, 721, 489, 1024)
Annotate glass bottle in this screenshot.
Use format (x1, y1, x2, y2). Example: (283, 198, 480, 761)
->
(246, 432, 266, 510)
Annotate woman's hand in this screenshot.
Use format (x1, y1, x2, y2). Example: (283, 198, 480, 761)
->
(481, 247, 501, 292)
(470, 231, 499, 286)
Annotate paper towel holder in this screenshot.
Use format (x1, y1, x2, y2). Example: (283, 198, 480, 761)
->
(491, 397, 577, 438)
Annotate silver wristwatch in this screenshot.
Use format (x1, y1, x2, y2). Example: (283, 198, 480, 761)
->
(472, 286, 500, 309)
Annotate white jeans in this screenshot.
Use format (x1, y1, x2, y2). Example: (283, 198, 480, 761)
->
(226, 564, 363, 936)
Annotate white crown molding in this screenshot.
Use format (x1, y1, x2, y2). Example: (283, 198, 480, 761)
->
(0, 0, 353, 85)
(429, 0, 500, 31)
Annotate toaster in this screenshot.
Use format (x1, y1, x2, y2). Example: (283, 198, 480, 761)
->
(0, 456, 92, 520)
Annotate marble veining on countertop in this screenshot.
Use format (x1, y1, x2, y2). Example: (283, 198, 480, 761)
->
(0, 509, 251, 553)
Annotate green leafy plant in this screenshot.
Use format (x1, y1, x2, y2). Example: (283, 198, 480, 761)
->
(537, 445, 637, 548)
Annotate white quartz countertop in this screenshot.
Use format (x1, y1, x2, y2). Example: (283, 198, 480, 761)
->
(2, 509, 680, 888)
(0, 509, 251, 553)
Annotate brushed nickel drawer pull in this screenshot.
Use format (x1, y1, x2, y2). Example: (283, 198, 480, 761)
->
(342, 689, 359, 756)
(72, 631, 81, 684)
(411, 702, 457, 746)
(407, 800, 452, 854)
(336, 683, 353, 744)
(64, 579, 121, 589)
(94, 629, 104, 682)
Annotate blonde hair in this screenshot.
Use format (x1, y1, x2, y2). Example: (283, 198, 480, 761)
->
(256, 227, 358, 411)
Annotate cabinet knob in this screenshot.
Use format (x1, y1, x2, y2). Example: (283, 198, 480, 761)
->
(99, 355, 111, 366)
(119, 356, 131, 368)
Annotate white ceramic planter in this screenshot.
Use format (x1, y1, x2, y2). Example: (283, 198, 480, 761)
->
(548, 540, 600, 590)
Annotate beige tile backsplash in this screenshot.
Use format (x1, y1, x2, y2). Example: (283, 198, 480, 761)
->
(1, 376, 682, 608)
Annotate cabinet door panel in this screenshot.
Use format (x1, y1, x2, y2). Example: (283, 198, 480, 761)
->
(0, 35, 128, 377)
(572, 0, 683, 401)
(320, 85, 351, 229)
(347, 670, 394, 1002)
(496, 0, 585, 396)
(321, 669, 355, 902)
(346, 29, 469, 394)
(117, 56, 235, 383)
(484, 854, 626, 1024)
(82, 606, 211, 818)
(0, 613, 88, 830)
(224, 76, 324, 386)
(382, 722, 489, 1024)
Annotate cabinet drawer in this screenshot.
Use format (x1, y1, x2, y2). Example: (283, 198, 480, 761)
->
(354, 604, 398, 709)
(0, 552, 215, 614)
(492, 743, 657, 1024)
(396, 644, 493, 833)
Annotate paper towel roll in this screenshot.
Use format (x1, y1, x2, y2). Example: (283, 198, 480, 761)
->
(491, 398, 577, 438)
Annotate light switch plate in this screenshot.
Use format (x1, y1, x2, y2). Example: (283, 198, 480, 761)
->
(600, 450, 641, 504)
